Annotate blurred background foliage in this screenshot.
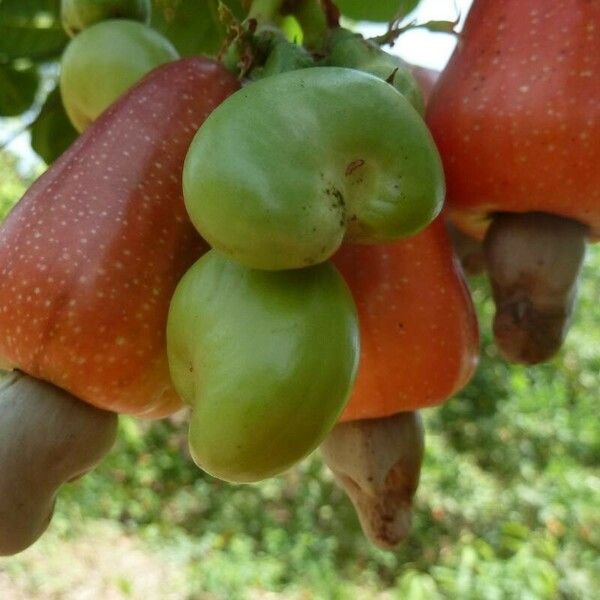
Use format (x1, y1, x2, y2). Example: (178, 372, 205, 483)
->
(0, 0, 247, 164)
(0, 148, 598, 598)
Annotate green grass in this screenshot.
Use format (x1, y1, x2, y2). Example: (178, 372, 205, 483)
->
(0, 151, 599, 598)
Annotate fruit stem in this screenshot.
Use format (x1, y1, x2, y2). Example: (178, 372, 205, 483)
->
(321, 411, 424, 549)
(446, 221, 486, 277)
(484, 212, 587, 364)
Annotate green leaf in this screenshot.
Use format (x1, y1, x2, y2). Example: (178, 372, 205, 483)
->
(0, 0, 68, 62)
(151, 0, 246, 57)
(30, 86, 78, 164)
(0, 64, 39, 116)
(394, 0, 421, 20)
(336, 0, 422, 23)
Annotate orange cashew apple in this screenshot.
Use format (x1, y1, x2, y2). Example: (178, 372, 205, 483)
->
(322, 218, 479, 548)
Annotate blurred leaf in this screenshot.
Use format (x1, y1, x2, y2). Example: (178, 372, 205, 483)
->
(502, 522, 530, 540)
(394, 0, 422, 20)
(336, 0, 422, 23)
(0, 64, 39, 115)
(30, 86, 78, 163)
(0, 152, 31, 220)
(151, 0, 246, 57)
(278, 15, 303, 45)
(0, 0, 68, 62)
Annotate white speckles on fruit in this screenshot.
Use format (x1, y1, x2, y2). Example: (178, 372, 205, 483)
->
(427, 0, 600, 240)
(0, 58, 239, 417)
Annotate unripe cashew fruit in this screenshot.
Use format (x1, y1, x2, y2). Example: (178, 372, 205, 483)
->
(183, 67, 444, 270)
(167, 251, 359, 483)
(60, 20, 178, 132)
(326, 28, 425, 115)
(0, 372, 117, 556)
(321, 411, 424, 549)
(61, 0, 151, 37)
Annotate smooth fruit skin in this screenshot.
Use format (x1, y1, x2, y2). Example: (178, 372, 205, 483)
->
(184, 67, 444, 270)
(321, 412, 424, 549)
(426, 0, 600, 240)
(334, 218, 479, 420)
(61, 0, 151, 37)
(0, 58, 240, 418)
(0, 373, 117, 556)
(326, 28, 425, 115)
(411, 65, 439, 105)
(484, 212, 586, 365)
(60, 19, 178, 132)
(167, 251, 360, 483)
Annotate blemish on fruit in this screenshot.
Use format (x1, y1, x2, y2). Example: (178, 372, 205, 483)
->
(345, 159, 365, 176)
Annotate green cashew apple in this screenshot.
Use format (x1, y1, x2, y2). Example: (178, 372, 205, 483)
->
(167, 251, 360, 483)
(61, 0, 151, 37)
(326, 28, 424, 115)
(60, 20, 178, 131)
(183, 67, 444, 270)
(336, 0, 420, 22)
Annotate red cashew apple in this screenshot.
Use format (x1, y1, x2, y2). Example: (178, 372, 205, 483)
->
(427, 0, 599, 363)
(322, 218, 479, 548)
(411, 64, 486, 276)
(410, 65, 438, 105)
(0, 57, 239, 554)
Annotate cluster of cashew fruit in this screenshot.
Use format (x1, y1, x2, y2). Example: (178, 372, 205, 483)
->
(0, 0, 595, 556)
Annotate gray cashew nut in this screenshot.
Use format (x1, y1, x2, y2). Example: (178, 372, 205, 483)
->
(321, 411, 424, 549)
(0, 372, 118, 555)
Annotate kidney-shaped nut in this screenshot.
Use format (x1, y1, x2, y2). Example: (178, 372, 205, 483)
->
(0, 372, 117, 556)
